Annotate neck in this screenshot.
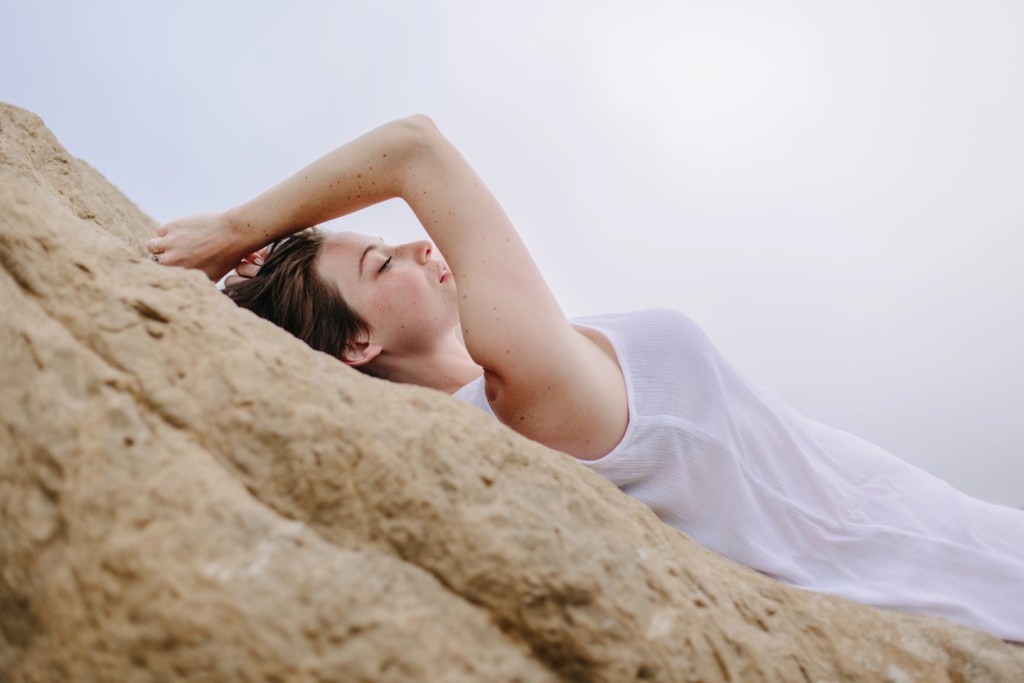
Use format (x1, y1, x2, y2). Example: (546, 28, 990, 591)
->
(370, 329, 483, 394)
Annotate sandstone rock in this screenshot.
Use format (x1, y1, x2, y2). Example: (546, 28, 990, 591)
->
(1, 102, 1021, 682)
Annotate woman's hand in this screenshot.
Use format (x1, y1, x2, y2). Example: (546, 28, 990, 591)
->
(148, 211, 250, 282)
(223, 247, 269, 288)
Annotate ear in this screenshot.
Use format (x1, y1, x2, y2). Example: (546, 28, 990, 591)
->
(341, 337, 382, 368)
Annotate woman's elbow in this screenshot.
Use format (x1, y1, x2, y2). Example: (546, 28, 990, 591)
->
(402, 113, 439, 134)
(384, 114, 439, 149)
(382, 115, 446, 188)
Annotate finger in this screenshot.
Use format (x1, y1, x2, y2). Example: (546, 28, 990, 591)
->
(242, 250, 266, 267)
(224, 274, 245, 288)
(147, 238, 163, 254)
(235, 262, 261, 278)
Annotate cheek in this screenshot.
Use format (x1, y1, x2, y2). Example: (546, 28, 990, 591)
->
(373, 275, 428, 316)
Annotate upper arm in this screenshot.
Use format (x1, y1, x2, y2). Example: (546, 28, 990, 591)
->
(400, 118, 627, 458)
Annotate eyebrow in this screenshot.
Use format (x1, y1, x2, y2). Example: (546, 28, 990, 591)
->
(358, 243, 378, 277)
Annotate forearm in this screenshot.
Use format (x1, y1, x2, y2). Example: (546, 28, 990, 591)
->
(154, 116, 436, 280)
(225, 116, 429, 251)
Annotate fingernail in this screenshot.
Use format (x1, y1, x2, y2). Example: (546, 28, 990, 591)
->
(254, 257, 264, 266)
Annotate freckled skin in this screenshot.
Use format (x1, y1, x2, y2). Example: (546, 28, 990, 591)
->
(156, 116, 628, 460)
(316, 231, 458, 359)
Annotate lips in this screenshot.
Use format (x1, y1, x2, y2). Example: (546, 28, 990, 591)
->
(439, 264, 450, 283)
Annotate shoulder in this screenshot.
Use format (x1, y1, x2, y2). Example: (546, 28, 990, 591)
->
(484, 324, 629, 461)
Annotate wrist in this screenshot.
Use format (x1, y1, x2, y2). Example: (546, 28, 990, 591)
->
(222, 205, 267, 254)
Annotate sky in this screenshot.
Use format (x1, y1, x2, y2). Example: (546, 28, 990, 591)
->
(2, 0, 1021, 506)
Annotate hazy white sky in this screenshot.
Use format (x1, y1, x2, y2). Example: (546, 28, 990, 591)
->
(3, 0, 1021, 505)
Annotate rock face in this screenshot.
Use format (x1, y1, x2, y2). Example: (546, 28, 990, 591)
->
(0, 102, 1021, 683)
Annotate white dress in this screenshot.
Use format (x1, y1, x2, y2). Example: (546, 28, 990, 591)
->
(453, 308, 1024, 641)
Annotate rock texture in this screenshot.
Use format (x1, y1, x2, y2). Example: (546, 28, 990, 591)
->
(0, 102, 1021, 683)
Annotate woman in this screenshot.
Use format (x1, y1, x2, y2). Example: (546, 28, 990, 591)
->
(151, 115, 1024, 641)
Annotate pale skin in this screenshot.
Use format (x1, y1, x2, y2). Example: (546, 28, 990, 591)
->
(152, 116, 628, 461)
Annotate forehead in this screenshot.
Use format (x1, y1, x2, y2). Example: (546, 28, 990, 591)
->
(319, 231, 378, 263)
(322, 231, 374, 253)
(316, 231, 380, 281)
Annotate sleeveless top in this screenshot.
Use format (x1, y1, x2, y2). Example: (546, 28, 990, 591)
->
(453, 308, 1024, 641)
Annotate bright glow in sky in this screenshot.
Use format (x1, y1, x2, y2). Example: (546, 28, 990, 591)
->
(3, 0, 1021, 505)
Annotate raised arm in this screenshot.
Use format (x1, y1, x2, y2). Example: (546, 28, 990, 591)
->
(372, 118, 627, 459)
(155, 116, 627, 458)
(153, 117, 427, 281)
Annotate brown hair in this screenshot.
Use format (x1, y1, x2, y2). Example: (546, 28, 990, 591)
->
(224, 228, 369, 364)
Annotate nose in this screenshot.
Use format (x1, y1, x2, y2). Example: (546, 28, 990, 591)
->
(406, 240, 433, 265)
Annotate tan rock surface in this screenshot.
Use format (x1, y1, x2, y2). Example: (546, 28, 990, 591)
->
(1, 102, 1021, 682)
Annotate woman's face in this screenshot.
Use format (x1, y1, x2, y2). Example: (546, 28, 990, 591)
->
(315, 231, 458, 354)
